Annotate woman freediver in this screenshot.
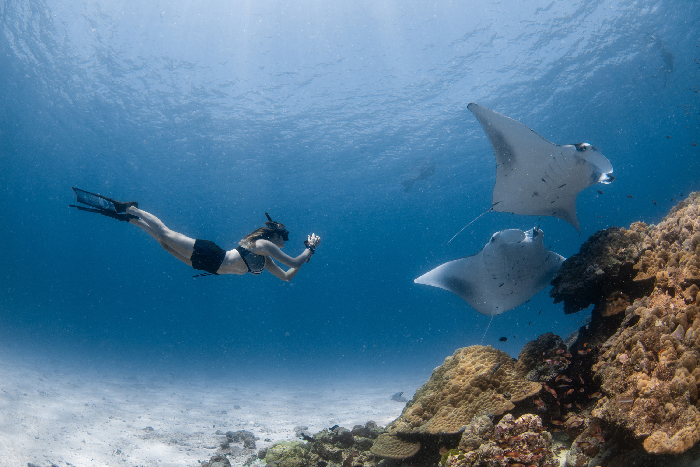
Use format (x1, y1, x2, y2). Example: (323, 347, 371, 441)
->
(70, 187, 321, 282)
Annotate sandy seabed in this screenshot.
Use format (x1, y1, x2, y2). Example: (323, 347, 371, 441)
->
(0, 350, 421, 467)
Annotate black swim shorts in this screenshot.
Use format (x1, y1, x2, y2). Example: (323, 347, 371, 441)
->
(190, 239, 226, 275)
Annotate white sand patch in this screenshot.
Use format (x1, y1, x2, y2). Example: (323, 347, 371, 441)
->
(0, 352, 422, 467)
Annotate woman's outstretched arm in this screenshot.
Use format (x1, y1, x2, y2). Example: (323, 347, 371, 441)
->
(264, 261, 301, 282)
(255, 234, 320, 269)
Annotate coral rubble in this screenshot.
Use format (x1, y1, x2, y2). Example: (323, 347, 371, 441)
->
(259, 423, 383, 467)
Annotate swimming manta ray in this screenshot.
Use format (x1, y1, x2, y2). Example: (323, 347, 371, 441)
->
(416, 227, 565, 316)
(449, 104, 615, 242)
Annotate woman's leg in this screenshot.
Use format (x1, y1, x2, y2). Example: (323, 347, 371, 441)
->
(127, 207, 196, 265)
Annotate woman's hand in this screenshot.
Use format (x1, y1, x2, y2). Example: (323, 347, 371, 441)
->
(304, 234, 320, 262)
(307, 233, 321, 248)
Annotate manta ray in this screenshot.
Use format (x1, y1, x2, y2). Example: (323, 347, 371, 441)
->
(449, 104, 614, 242)
(416, 227, 565, 316)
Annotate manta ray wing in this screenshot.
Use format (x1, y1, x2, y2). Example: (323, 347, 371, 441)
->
(468, 103, 614, 233)
(415, 227, 565, 316)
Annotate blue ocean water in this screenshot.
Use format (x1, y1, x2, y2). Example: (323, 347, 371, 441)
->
(0, 0, 698, 383)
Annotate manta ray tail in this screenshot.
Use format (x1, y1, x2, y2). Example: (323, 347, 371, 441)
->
(480, 315, 495, 345)
(446, 203, 498, 245)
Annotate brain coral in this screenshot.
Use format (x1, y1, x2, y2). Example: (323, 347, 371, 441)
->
(370, 433, 420, 460)
(371, 345, 541, 460)
(392, 345, 541, 436)
(589, 192, 700, 455)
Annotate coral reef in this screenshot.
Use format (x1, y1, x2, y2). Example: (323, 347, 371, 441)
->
(371, 432, 421, 459)
(443, 413, 556, 467)
(265, 194, 700, 467)
(550, 226, 649, 314)
(514, 332, 568, 382)
(260, 422, 383, 467)
(591, 296, 700, 455)
(631, 192, 700, 291)
(371, 346, 541, 460)
(393, 346, 541, 435)
(563, 416, 605, 467)
(261, 440, 311, 467)
(551, 192, 700, 457)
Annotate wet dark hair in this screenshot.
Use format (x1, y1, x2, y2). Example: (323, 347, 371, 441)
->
(239, 213, 288, 249)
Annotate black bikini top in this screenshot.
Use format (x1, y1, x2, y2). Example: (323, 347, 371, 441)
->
(235, 246, 266, 275)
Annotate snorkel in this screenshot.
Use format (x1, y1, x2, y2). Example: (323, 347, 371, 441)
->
(265, 212, 289, 241)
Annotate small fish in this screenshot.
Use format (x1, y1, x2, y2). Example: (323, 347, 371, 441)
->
(528, 321, 532, 326)
(578, 349, 588, 355)
(693, 143, 697, 146)
(533, 398, 545, 408)
(564, 403, 573, 409)
(555, 349, 565, 354)
(575, 402, 584, 410)
(579, 388, 586, 393)
(565, 388, 575, 395)
(550, 420, 563, 426)
(499, 336, 508, 342)
(652, 200, 658, 205)
(597, 189, 604, 194)
(627, 195, 633, 198)
(566, 418, 584, 429)
(565, 353, 572, 358)
(543, 383, 558, 398)
(543, 359, 555, 365)
(578, 375, 585, 384)
(618, 396, 634, 404)
(589, 392, 603, 399)
(555, 375, 571, 382)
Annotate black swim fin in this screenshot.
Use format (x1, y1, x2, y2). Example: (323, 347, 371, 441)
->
(71, 187, 138, 213)
(69, 205, 138, 222)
